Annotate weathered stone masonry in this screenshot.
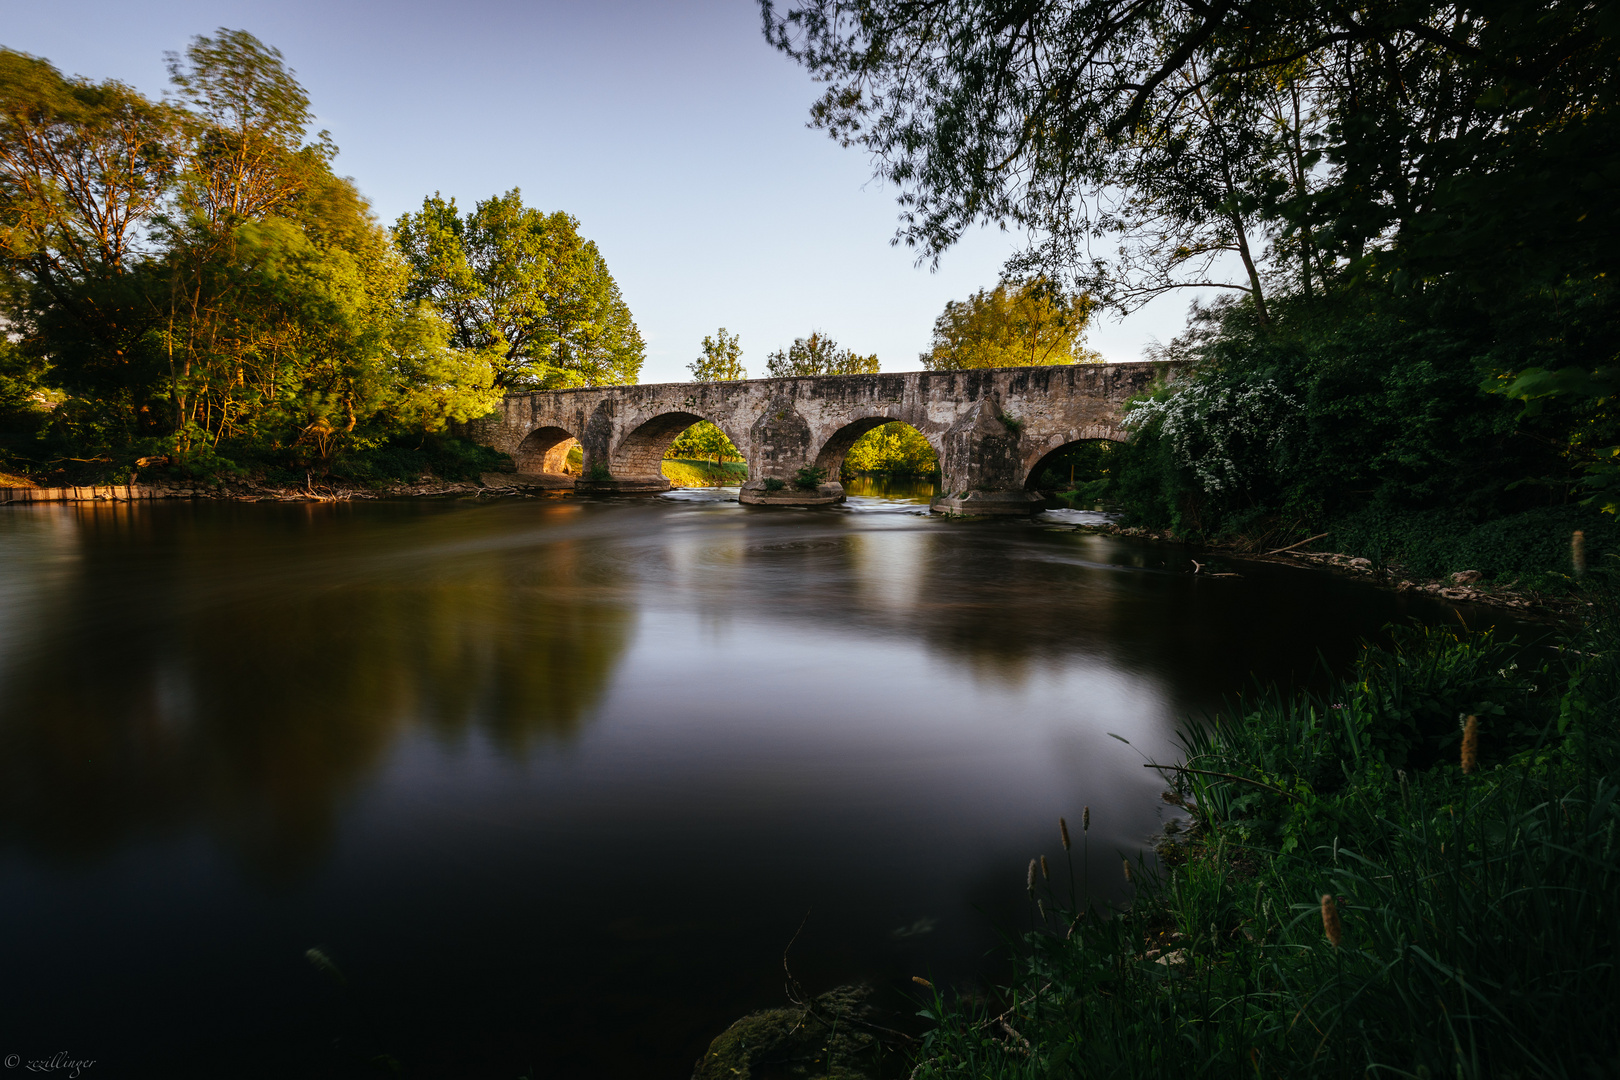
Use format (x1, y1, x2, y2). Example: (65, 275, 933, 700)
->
(464, 360, 1181, 514)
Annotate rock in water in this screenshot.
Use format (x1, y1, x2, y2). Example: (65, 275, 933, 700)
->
(691, 985, 890, 1080)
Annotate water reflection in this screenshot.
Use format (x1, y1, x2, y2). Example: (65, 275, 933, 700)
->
(0, 501, 630, 875)
(0, 496, 1540, 1077)
(841, 473, 938, 502)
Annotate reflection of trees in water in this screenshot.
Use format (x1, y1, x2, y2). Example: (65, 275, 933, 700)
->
(757, 517, 1419, 704)
(909, 531, 1151, 686)
(0, 504, 630, 878)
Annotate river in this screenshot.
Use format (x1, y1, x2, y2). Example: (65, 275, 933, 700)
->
(0, 485, 1535, 1077)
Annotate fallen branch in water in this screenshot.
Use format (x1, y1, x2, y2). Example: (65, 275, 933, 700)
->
(1265, 531, 1331, 556)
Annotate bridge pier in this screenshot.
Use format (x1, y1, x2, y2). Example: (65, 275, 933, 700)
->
(929, 398, 1046, 515)
(574, 476, 671, 495)
(931, 490, 1044, 515)
(738, 479, 846, 507)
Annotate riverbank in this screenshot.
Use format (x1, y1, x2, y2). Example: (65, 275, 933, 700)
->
(0, 475, 534, 504)
(1061, 517, 1575, 618)
(662, 458, 749, 486)
(0, 459, 750, 503)
(901, 610, 1620, 1079)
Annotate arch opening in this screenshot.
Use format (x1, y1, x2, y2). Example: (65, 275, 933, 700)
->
(1023, 439, 1122, 507)
(515, 426, 580, 477)
(662, 420, 746, 488)
(613, 412, 746, 482)
(816, 419, 940, 501)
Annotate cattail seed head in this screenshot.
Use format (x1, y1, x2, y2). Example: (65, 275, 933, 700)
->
(1040, 855, 1051, 880)
(1461, 714, 1479, 775)
(1320, 894, 1342, 947)
(912, 975, 933, 989)
(1122, 859, 1133, 885)
(1027, 858, 1038, 892)
(1060, 817, 1071, 850)
(1083, 806, 1090, 832)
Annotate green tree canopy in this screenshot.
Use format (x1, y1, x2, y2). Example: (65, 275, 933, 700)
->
(765, 332, 878, 377)
(689, 328, 745, 381)
(923, 278, 1101, 369)
(393, 189, 643, 391)
(0, 31, 500, 478)
(666, 421, 741, 462)
(844, 422, 938, 475)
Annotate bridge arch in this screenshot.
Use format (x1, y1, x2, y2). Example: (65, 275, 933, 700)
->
(610, 411, 749, 483)
(814, 417, 941, 480)
(515, 426, 581, 477)
(1021, 424, 1127, 493)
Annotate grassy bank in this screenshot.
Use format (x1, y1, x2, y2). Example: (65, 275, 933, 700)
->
(908, 614, 1619, 1078)
(662, 458, 748, 487)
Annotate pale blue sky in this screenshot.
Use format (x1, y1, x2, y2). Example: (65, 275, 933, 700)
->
(2, 0, 1199, 381)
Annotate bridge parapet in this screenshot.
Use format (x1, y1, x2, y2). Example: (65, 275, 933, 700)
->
(464, 360, 1182, 513)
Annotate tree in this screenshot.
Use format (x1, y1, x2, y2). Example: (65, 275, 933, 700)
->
(665, 421, 741, 463)
(0, 31, 501, 476)
(761, 0, 1619, 318)
(765, 332, 878, 377)
(844, 422, 938, 474)
(923, 278, 1101, 369)
(689, 328, 745, 381)
(0, 48, 186, 414)
(393, 189, 643, 390)
(164, 28, 333, 227)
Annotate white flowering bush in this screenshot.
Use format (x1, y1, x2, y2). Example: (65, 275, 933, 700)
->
(1123, 378, 1302, 499)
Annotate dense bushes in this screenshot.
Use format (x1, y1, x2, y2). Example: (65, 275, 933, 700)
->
(1105, 286, 1616, 583)
(909, 612, 1620, 1079)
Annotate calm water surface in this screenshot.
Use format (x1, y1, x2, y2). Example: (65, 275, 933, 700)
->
(0, 487, 1533, 1077)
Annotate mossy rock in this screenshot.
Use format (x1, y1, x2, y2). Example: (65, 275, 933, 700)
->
(691, 985, 891, 1080)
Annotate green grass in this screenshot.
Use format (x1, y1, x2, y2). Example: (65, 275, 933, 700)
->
(909, 613, 1620, 1079)
(661, 458, 748, 487)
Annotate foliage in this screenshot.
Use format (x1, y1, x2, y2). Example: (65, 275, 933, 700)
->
(1034, 441, 1117, 503)
(844, 422, 938, 476)
(763, 477, 786, 491)
(923, 277, 1101, 369)
(327, 434, 509, 484)
(690, 327, 746, 381)
(765, 331, 879, 377)
(793, 464, 827, 490)
(765, 0, 1620, 556)
(763, 0, 1619, 321)
(661, 457, 748, 488)
(665, 420, 741, 462)
(1106, 288, 1608, 567)
(393, 188, 643, 391)
(908, 615, 1620, 1079)
(0, 32, 509, 482)
(1122, 377, 1300, 499)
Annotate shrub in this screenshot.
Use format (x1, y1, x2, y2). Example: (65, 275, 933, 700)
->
(908, 613, 1620, 1079)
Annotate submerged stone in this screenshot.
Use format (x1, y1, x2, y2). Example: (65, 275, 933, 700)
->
(691, 985, 893, 1080)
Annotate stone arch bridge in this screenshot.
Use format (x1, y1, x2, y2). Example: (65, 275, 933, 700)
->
(465, 361, 1180, 514)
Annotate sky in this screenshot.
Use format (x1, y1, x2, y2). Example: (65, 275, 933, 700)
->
(1, 0, 1207, 382)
